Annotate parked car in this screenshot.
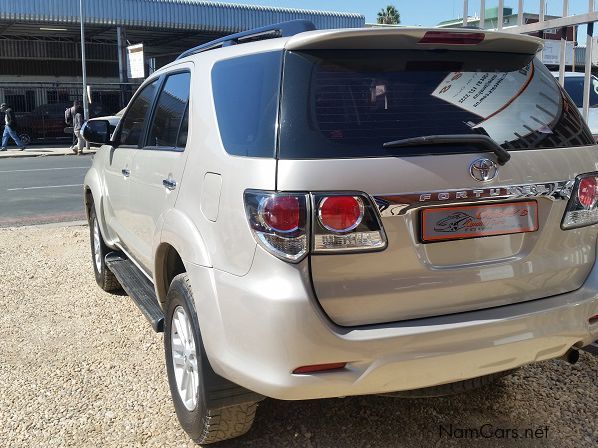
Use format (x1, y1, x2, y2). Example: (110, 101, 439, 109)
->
(83, 22, 598, 444)
(553, 71, 598, 139)
(13, 102, 111, 144)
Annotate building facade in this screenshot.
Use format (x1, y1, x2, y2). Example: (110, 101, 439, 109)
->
(0, 0, 364, 115)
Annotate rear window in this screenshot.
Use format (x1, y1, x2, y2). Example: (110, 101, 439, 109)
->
(279, 50, 594, 159)
(212, 51, 282, 157)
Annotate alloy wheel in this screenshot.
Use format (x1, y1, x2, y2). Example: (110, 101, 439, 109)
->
(171, 305, 199, 411)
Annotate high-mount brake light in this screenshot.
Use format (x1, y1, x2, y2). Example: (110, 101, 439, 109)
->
(418, 31, 485, 45)
(244, 191, 388, 261)
(562, 173, 598, 229)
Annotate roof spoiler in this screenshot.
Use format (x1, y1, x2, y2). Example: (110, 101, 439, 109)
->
(285, 27, 543, 55)
(177, 19, 316, 60)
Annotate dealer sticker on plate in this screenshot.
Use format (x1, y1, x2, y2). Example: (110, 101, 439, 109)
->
(421, 201, 538, 243)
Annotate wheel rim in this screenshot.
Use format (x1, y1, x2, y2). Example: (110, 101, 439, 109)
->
(171, 305, 199, 411)
(93, 217, 102, 273)
(19, 134, 31, 145)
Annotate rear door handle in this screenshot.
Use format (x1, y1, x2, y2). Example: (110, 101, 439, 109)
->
(121, 168, 130, 177)
(162, 179, 177, 190)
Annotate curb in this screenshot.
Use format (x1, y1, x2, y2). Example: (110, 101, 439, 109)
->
(0, 150, 97, 159)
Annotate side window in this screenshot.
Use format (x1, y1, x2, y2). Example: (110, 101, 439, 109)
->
(147, 72, 191, 149)
(119, 80, 158, 147)
(211, 51, 282, 157)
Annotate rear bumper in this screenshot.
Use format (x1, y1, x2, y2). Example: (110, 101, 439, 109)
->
(187, 247, 598, 401)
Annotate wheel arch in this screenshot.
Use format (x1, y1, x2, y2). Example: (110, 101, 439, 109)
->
(155, 209, 212, 303)
(154, 243, 186, 304)
(83, 168, 111, 241)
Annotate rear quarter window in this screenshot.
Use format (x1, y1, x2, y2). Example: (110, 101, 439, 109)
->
(211, 51, 282, 157)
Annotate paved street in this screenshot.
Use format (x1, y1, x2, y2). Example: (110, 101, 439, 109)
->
(0, 155, 92, 227)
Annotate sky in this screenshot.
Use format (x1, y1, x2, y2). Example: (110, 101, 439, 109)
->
(220, 1, 595, 27)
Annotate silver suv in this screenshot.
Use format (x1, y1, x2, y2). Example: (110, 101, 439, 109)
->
(83, 21, 598, 444)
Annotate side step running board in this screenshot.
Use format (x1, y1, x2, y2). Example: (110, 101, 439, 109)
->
(105, 252, 164, 332)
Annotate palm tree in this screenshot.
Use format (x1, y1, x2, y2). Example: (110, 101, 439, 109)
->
(377, 5, 401, 25)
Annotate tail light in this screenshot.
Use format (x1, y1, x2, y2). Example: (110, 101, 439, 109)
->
(244, 191, 387, 262)
(313, 193, 387, 253)
(244, 191, 309, 262)
(562, 173, 598, 229)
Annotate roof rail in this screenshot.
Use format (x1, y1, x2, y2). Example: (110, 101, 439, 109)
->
(176, 19, 316, 60)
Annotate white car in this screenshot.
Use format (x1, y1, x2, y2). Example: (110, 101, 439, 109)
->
(553, 71, 598, 138)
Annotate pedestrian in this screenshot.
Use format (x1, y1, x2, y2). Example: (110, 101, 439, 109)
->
(0, 103, 26, 151)
(66, 100, 80, 152)
(72, 102, 85, 155)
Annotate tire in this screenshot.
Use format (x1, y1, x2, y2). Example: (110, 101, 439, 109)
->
(18, 130, 32, 146)
(165, 273, 258, 444)
(88, 206, 120, 292)
(383, 369, 516, 399)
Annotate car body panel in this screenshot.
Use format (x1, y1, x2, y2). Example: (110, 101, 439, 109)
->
(187, 244, 598, 400)
(278, 146, 598, 326)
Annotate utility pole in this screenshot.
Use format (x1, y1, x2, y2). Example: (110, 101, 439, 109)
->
(79, 0, 89, 120)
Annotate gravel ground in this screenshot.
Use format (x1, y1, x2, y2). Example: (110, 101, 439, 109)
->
(0, 224, 596, 448)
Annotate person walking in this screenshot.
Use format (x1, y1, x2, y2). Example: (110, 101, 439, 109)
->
(66, 100, 79, 152)
(72, 103, 85, 155)
(0, 103, 26, 151)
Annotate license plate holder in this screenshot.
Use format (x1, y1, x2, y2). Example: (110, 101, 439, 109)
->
(421, 201, 538, 243)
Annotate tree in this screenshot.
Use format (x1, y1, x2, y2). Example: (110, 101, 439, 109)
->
(377, 5, 400, 25)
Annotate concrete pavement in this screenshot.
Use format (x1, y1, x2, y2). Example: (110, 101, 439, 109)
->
(0, 144, 97, 159)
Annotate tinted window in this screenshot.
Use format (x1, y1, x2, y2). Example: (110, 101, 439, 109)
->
(563, 76, 598, 107)
(211, 51, 282, 157)
(279, 50, 594, 159)
(147, 72, 191, 148)
(119, 80, 158, 147)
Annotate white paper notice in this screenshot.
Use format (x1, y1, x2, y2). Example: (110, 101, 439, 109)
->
(430, 62, 560, 144)
(431, 65, 532, 119)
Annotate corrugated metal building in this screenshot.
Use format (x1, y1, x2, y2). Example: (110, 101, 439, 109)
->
(0, 1, 364, 114)
(0, 0, 364, 33)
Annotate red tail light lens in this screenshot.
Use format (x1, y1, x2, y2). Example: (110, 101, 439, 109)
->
(260, 196, 300, 232)
(418, 31, 485, 45)
(578, 177, 598, 209)
(318, 196, 364, 232)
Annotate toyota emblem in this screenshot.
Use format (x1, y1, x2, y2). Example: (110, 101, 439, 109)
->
(469, 158, 498, 182)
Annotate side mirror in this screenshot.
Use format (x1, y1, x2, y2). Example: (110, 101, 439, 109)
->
(82, 120, 112, 145)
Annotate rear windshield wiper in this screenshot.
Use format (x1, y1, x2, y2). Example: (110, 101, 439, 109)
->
(383, 134, 511, 165)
